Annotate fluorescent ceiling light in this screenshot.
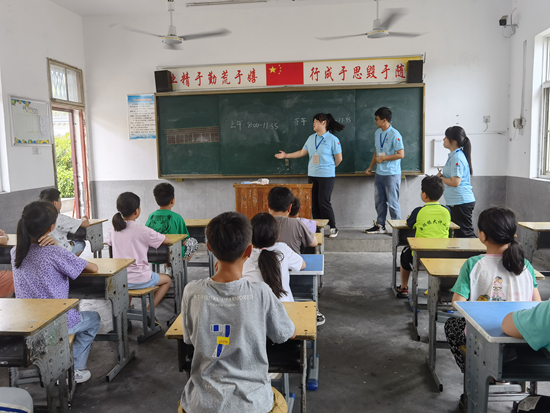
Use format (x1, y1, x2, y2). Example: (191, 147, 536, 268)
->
(187, 0, 267, 6)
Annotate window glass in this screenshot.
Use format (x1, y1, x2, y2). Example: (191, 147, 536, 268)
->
(50, 64, 67, 100)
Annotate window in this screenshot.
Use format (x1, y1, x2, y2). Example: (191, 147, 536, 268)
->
(48, 59, 84, 107)
(540, 38, 550, 176)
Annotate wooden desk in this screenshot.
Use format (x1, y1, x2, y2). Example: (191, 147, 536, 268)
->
(0, 298, 79, 413)
(289, 254, 323, 391)
(234, 183, 313, 220)
(166, 301, 317, 413)
(386, 220, 460, 296)
(421, 258, 464, 392)
(313, 219, 329, 238)
(454, 301, 550, 413)
(147, 234, 187, 316)
(184, 219, 215, 277)
(69, 258, 135, 382)
(407, 238, 486, 340)
(86, 218, 107, 258)
(518, 222, 550, 262)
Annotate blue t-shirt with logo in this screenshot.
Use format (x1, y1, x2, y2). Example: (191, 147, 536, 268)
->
(375, 126, 404, 176)
(302, 131, 342, 178)
(442, 148, 475, 206)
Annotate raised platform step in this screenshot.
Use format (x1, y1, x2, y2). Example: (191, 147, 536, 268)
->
(325, 228, 392, 252)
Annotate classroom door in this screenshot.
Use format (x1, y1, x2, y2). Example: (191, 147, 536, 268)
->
(52, 109, 91, 218)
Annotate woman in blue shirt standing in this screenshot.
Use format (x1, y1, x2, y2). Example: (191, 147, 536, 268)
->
(275, 113, 344, 238)
(437, 126, 476, 238)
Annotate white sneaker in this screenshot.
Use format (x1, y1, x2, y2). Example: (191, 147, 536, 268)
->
(75, 369, 91, 384)
(329, 228, 339, 238)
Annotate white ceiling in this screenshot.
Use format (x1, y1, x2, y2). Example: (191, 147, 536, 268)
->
(50, 0, 368, 17)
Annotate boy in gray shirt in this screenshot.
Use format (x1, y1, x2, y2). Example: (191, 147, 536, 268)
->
(180, 211, 296, 413)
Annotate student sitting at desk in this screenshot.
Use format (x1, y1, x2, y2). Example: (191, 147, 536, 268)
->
(502, 299, 550, 351)
(145, 182, 198, 261)
(243, 213, 305, 302)
(289, 196, 317, 234)
(267, 187, 317, 254)
(397, 175, 450, 298)
(106, 192, 172, 313)
(0, 230, 14, 298)
(445, 207, 541, 373)
(11, 201, 100, 384)
(179, 211, 296, 413)
(39, 188, 89, 256)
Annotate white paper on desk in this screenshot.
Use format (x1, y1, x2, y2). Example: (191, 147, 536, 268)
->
(518, 396, 540, 411)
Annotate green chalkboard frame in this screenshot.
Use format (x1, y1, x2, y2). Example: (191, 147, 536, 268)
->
(155, 83, 425, 179)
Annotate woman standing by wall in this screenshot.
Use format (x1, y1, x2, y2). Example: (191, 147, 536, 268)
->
(437, 126, 476, 238)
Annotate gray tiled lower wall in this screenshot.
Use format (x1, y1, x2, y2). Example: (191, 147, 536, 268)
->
(0, 187, 49, 232)
(91, 175, 507, 231)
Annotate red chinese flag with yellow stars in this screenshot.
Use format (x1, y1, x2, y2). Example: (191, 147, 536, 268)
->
(266, 62, 304, 86)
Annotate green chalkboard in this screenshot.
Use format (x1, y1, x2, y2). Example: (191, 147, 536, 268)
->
(156, 85, 424, 178)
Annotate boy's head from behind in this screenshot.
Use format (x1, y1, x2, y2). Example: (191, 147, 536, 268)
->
(206, 212, 252, 263)
(289, 197, 301, 218)
(268, 187, 294, 213)
(421, 176, 444, 202)
(153, 182, 175, 208)
(39, 188, 61, 212)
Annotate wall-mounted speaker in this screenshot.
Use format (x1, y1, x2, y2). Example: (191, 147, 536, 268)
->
(406, 61, 423, 84)
(155, 70, 173, 93)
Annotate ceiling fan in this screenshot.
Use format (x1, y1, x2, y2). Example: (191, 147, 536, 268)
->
(112, 0, 230, 50)
(317, 0, 422, 41)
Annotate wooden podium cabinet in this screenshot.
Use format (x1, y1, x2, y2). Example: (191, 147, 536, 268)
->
(233, 184, 313, 220)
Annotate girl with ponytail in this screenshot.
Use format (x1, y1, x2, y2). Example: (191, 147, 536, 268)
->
(444, 207, 541, 374)
(437, 126, 476, 237)
(242, 213, 305, 301)
(11, 201, 100, 383)
(105, 192, 172, 310)
(275, 113, 344, 238)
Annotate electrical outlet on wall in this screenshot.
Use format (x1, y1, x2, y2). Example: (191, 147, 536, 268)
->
(483, 116, 490, 123)
(32, 147, 40, 155)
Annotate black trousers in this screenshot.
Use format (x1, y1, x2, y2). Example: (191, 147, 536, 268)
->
(449, 201, 476, 238)
(308, 176, 336, 229)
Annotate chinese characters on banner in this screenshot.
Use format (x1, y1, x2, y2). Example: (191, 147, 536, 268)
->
(167, 57, 422, 92)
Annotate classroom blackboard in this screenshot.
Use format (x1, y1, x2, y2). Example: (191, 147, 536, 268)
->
(156, 85, 424, 178)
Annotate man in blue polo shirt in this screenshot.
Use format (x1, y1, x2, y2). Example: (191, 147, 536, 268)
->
(365, 107, 405, 234)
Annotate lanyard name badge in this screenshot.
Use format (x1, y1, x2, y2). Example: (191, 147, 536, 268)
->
(379, 132, 388, 157)
(312, 135, 324, 165)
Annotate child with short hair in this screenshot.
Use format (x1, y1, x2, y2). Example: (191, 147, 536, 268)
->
(289, 196, 317, 234)
(397, 175, 451, 298)
(39, 187, 89, 256)
(267, 187, 317, 254)
(180, 211, 296, 413)
(106, 192, 172, 309)
(11, 201, 100, 384)
(145, 182, 198, 260)
(445, 207, 541, 373)
(243, 212, 305, 302)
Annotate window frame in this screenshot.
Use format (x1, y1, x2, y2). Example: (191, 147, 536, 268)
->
(47, 58, 85, 109)
(539, 37, 550, 177)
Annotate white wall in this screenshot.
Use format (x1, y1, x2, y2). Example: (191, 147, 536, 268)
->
(506, 0, 550, 179)
(0, 0, 85, 192)
(83, 0, 513, 186)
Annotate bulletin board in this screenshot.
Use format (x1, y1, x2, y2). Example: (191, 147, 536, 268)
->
(9, 96, 53, 146)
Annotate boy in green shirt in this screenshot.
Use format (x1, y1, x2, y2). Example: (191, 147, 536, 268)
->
(397, 175, 451, 298)
(146, 183, 198, 259)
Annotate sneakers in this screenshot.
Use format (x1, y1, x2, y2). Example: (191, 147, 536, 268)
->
(316, 311, 326, 326)
(74, 369, 91, 384)
(365, 222, 387, 234)
(329, 228, 338, 238)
